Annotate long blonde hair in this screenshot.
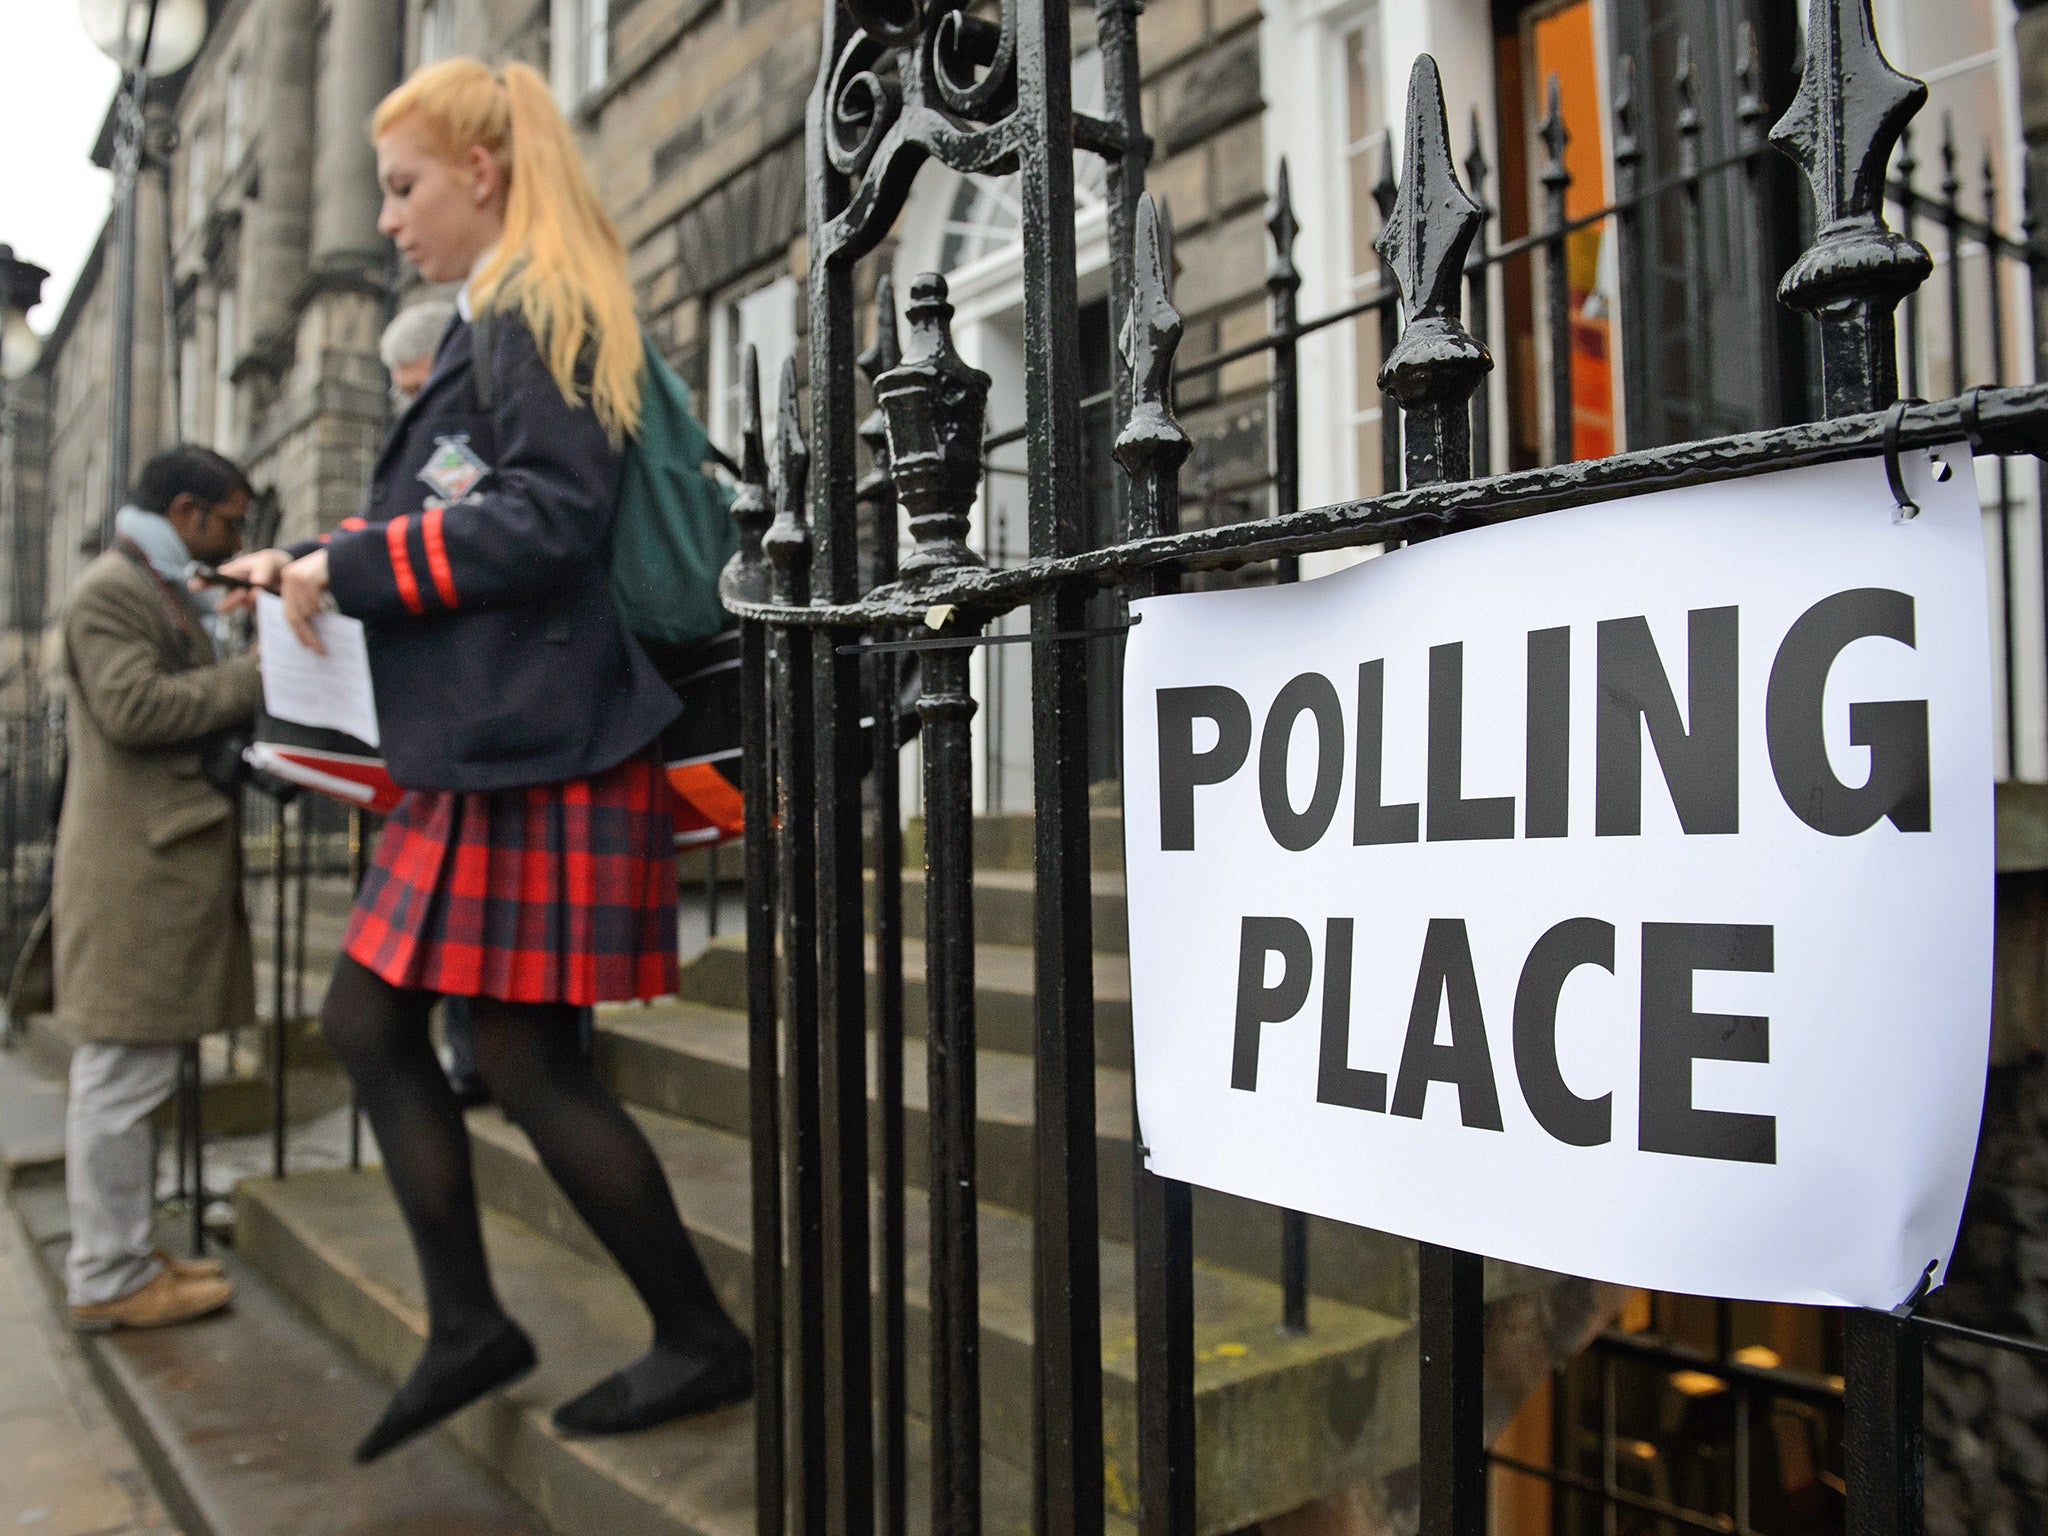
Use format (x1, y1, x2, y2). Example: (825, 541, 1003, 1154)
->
(373, 59, 642, 443)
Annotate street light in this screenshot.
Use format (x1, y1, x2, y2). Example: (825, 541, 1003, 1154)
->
(0, 247, 49, 383)
(81, 0, 208, 546)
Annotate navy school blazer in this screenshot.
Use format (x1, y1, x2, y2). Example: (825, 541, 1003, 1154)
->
(296, 309, 678, 792)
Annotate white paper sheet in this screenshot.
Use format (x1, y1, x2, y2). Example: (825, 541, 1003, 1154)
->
(255, 591, 381, 748)
(1121, 449, 1994, 1310)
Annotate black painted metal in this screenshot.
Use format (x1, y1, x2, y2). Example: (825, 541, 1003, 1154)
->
(1611, 54, 1648, 450)
(182, 1040, 204, 1256)
(347, 808, 366, 1174)
(1772, 5, 1933, 1532)
(1373, 132, 1402, 496)
(1118, 194, 1199, 1536)
(763, 355, 828, 1536)
(1539, 72, 1573, 467)
(1378, 53, 1493, 1536)
(882, 269, 993, 1536)
(1463, 113, 1493, 475)
(1677, 38, 1710, 440)
(1901, 126, 1922, 401)
(857, 281, 908, 1536)
(1945, 119, 1967, 401)
(730, 346, 785, 1536)
(1986, 147, 2019, 777)
(1269, 161, 1302, 583)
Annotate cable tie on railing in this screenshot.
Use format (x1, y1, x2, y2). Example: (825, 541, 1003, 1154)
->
(1891, 1259, 1940, 1320)
(1883, 397, 1926, 521)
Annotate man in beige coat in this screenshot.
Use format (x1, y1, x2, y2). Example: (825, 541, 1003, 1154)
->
(57, 445, 262, 1331)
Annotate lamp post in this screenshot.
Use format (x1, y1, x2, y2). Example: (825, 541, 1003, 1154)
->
(1, 246, 50, 985)
(79, 0, 207, 548)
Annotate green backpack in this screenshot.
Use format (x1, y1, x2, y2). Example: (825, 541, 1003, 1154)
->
(468, 313, 737, 663)
(611, 337, 739, 660)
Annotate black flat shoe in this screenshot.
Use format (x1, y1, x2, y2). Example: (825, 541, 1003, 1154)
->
(551, 1335, 753, 1437)
(354, 1316, 536, 1464)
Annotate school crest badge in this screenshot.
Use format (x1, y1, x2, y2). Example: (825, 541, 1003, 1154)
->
(418, 434, 490, 506)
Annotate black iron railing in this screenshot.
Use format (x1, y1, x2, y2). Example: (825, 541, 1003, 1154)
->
(729, 2, 2048, 1536)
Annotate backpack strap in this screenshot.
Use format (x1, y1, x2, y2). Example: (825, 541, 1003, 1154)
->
(469, 305, 497, 412)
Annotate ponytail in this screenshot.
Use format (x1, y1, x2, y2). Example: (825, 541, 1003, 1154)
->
(373, 59, 643, 444)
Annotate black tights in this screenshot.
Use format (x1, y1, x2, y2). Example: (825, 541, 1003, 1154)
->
(320, 956, 735, 1353)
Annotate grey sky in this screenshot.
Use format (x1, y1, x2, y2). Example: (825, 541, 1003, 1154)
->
(0, 1, 122, 333)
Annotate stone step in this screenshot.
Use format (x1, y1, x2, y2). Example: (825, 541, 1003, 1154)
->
(234, 1169, 1065, 1536)
(905, 808, 1126, 875)
(591, 1001, 1413, 1320)
(867, 867, 1129, 954)
(676, 936, 1137, 1068)
(462, 1101, 1414, 1534)
(9, 1171, 548, 1536)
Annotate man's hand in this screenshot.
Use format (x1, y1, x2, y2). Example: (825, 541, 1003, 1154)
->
(215, 548, 292, 613)
(280, 549, 332, 654)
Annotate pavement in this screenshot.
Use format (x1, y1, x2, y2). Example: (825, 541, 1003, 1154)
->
(0, 1169, 176, 1536)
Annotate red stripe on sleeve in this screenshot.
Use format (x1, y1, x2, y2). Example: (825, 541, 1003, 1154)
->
(420, 506, 459, 609)
(385, 516, 424, 614)
(339, 516, 369, 532)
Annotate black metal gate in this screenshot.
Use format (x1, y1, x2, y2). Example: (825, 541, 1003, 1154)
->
(722, 1, 2048, 1533)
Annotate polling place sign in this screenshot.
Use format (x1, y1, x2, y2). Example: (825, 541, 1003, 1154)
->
(1122, 449, 1994, 1309)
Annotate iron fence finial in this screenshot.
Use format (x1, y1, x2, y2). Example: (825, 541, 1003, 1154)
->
(1463, 108, 1490, 215)
(763, 356, 813, 603)
(1771, 0, 1930, 345)
(1613, 54, 1641, 200)
(727, 345, 775, 604)
(1675, 36, 1701, 179)
(858, 274, 902, 510)
(1117, 194, 1192, 512)
(1268, 159, 1301, 297)
(1736, 22, 1766, 150)
(877, 273, 990, 582)
(1539, 73, 1569, 193)
(1375, 53, 1492, 487)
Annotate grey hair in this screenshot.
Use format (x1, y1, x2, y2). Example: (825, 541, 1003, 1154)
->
(379, 300, 458, 371)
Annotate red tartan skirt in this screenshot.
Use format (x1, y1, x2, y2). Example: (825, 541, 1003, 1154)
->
(342, 750, 679, 1005)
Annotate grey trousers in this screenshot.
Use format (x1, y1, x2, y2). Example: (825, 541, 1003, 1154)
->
(65, 1042, 179, 1307)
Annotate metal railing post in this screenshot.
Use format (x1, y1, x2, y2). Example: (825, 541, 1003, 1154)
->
(1612, 58, 1648, 451)
(270, 792, 290, 1181)
(857, 284, 908, 1536)
(1677, 40, 1709, 441)
(763, 356, 827, 1536)
(1986, 147, 2019, 777)
(1539, 73, 1574, 465)
(1377, 55, 1496, 1536)
(1118, 193, 1198, 1536)
(1269, 161, 1302, 582)
(1770, 3, 1932, 1529)
(877, 272, 992, 1536)
(728, 346, 785, 1536)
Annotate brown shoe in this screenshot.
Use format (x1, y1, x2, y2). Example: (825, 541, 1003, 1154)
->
(154, 1247, 226, 1281)
(71, 1267, 233, 1333)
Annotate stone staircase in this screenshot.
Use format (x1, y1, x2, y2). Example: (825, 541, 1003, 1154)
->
(225, 807, 1592, 1535)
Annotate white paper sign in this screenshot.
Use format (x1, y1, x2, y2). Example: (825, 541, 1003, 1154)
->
(1122, 450, 1994, 1309)
(255, 591, 381, 748)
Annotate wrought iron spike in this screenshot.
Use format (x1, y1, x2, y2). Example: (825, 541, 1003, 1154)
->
(763, 355, 812, 600)
(876, 273, 989, 583)
(1898, 124, 1918, 188)
(726, 345, 773, 603)
(1675, 36, 1701, 177)
(1538, 72, 1570, 192)
(1941, 111, 1960, 200)
(1771, 0, 1926, 233)
(1267, 158, 1301, 295)
(1463, 108, 1490, 213)
(2024, 168, 2039, 251)
(1371, 127, 1398, 227)
(1613, 53, 1641, 192)
(1771, 0, 1930, 325)
(1117, 193, 1192, 491)
(858, 273, 902, 507)
(1375, 52, 1492, 482)
(1376, 57, 1484, 319)
(1735, 21, 1766, 148)
(1984, 142, 2002, 229)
